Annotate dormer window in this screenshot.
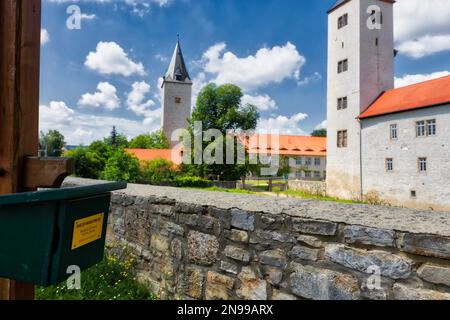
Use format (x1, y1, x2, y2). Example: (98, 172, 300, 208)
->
(175, 74, 183, 81)
(338, 13, 348, 29)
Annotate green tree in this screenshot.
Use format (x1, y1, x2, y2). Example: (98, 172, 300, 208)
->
(40, 130, 65, 157)
(311, 129, 327, 137)
(129, 130, 170, 149)
(102, 149, 141, 183)
(105, 127, 129, 148)
(186, 83, 260, 181)
(140, 158, 177, 185)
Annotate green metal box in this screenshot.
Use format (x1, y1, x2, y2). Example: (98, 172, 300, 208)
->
(0, 182, 126, 287)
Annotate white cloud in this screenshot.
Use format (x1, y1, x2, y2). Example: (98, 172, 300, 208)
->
(48, 0, 169, 15)
(200, 42, 305, 91)
(126, 81, 161, 126)
(41, 29, 50, 45)
(40, 101, 159, 145)
(154, 53, 168, 62)
(242, 94, 277, 111)
(395, 0, 450, 58)
(78, 82, 121, 110)
(298, 72, 322, 86)
(257, 113, 308, 136)
(85, 41, 145, 76)
(314, 120, 327, 131)
(80, 13, 97, 20)
(395, 71, 450, 88)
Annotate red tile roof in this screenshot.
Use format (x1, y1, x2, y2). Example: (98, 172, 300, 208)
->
(359, 75, 450, 119)
(245, 134, 327, 157)
(126, 149, 183, 165)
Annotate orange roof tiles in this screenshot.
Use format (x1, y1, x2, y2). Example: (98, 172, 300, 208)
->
(359, 75, 450, 119)
(245, 134, 327, 157)
(126, 149, 183, 165)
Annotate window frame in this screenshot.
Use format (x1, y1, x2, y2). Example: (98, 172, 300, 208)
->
(337, 96, 348, 110)
(338, 13, 348, 29)
(385, 158, 393, 172)
(390, 124, 398, 140)
(416, 120, 426, 137)
(426, 119, 436, 136)
(418, 157, 427, 173)
(337, 59, 348, 74)
(337, 130, 348, 148)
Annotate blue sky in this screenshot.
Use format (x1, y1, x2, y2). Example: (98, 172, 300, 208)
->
(40, 0, 450, 145)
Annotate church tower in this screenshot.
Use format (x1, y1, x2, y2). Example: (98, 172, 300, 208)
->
(161, 38, 192, 147)
(326, 0, 394, 199)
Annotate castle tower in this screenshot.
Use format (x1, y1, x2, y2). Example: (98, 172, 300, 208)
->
(161, 38, 192, 147)
(326, 0, 395, 199)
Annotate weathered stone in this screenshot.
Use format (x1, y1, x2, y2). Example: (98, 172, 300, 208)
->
(297, 235, 325, 248)
(325, 244, 412, 279)
(149, 204, 174, 216)
(360, 281, 389, 300)
(197, 216, 216, 231)
(160, 221, 184, 237)
(208, 207, 231, 229)
(187, 231, 220, 266)
(417, 264, 450, 287)
(237, 267, 267, 300)
(397, 233, 450, 259)
(207, 271, 235, 289)
(178, 214, 198, 227)
(290, 246, 320, 262)
(231, 209, 254, 231)
(343, 225, 395, 247)
(264, 267, 283, 285)
(272, 289, 297, 300)
(176, 202, 204, 214)
(259, 249, 287, 268)
(150, 234, 170, 252)
(184, 267, 204, 299)
(220, 261, 239, 275)
(256, 230, 296, 243)
(205, 272, 235, 300)
(293, 218, 337, 236)
(171, 238, 183, 260)
(392, 283, 450, 300)
(228, 229, 249, 243)
(290, 263, 360, 300)
(224, 245, 251, 263)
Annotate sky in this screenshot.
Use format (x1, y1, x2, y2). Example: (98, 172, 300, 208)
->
(40, 0, 450, 145)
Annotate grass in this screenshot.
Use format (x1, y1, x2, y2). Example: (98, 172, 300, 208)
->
(281, 189, 362, 204)
(36, 250, 156, 300)
(187, 186, 256, 194)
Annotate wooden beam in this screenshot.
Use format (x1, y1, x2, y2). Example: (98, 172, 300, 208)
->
(24, 157, 75, 189)
(0, 0, 41, 300)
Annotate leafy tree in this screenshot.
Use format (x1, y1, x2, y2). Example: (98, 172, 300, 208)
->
(40, 130, 65, 157)
(140, 158, 177, 185)
(102, 149, 140, 183)
(129, 130, 170, 149)
(311, 129, 327, 137)
(186, 83, 260, 181)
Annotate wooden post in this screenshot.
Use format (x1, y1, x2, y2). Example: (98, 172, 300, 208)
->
(0, 0, 41, 300)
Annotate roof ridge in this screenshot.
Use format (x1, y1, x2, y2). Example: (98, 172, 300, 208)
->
(389, 74, 450, 92)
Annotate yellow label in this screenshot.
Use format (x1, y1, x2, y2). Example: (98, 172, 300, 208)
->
(71, 213, 104, 250)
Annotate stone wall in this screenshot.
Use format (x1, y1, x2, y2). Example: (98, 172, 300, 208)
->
(66, 177, 450, 300)
(288, 180, 326, 196)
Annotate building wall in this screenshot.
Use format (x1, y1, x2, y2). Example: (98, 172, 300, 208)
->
(327, 0, 394, 200)
(289, 155, 327, 180)
(161, 81, 192, 147)
(65, 178, 450, 300)
(361, 105, 450, 211)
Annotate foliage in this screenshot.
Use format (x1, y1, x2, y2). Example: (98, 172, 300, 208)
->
(141, 158, 178, 185)
(311, 129, 327, 137)
(102, 149, 141, 183)
(129, 130, 170, 149)
(40, 130, 65, 157)
(276, 156, 292, 177)
(173, 176, 212, 188)
(186, 83, 260, 181)
(282, 189, 361, 204)
(104, 126, 129, 148)
(36, 249, 155, 300)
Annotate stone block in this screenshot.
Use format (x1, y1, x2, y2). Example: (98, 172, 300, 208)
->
(224, 245, 251, 263)
(184, 267, 204, 299)
(272, 289, 297, 300)
(343, 225, 395, 247)
(296, 235, 325, 248)
(228, 229, 249, 243)
(397, 233, 450, 259)
(259, 249, 287, 268)
(392, 283, 450, 300)
(236, 267, 267, 300)
(293, 218, 337, 236)
(151, 234, 170, 252)
(231, 209, 254, 231)
(417, 263, 450, 287)
(290, 246, 320, 262)
(187, 231, 220, 266)
(289, 263, 360, 300)
(325, 244, 412, 279)
(220, 261, 239, 275)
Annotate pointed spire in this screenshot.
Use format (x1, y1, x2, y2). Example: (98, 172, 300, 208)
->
(164, 36, 191, 83)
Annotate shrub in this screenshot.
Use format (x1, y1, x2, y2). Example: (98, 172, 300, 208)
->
(140, 158, 178, 185)
(102, 149, 141, 183)
(173, 176, 212, 188)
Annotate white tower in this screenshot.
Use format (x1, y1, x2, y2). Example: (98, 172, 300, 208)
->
(161, 38, 192, 147)
(326, 0, 394, 199)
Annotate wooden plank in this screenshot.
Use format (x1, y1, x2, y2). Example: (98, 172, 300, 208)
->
(0, 0, 41, 300)
(24, 157, 74, 188)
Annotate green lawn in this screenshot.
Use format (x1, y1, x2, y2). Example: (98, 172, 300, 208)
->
(36, 250, 155, 300)
(281, 189, 362, 204)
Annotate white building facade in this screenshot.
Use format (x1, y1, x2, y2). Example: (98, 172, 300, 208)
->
(326, 0, 450, 211)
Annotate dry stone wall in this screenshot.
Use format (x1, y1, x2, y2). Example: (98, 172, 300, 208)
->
(66, 178, 450, 300)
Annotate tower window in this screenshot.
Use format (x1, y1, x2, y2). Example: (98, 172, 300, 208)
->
(390, 124, 398, 140)
(175, 97, 182, 104)
(418, 157, 427, 172)
(386, 158, 393, 172)
(338, 59, 348, 73)
(375, 38, 379, 46)
(337, 97, 348, 110)
(337, 130, 348, 148)
(338, 13, 348, 29)
(175, 74, 183, 81)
